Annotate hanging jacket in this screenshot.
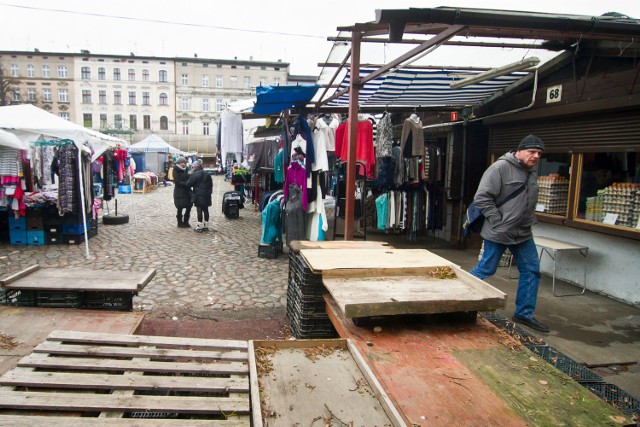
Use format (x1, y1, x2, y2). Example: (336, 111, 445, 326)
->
(186, 168, 213, 207)
(261, 199, 282, 245)
(285, 184, 305, 246)
(173, 165, 192, 209)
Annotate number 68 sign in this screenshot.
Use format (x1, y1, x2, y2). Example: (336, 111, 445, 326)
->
(546, 85, 562, 104)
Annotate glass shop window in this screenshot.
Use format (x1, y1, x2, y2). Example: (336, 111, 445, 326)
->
(535, 152, 571, 217)
(576, 152, 639, 229)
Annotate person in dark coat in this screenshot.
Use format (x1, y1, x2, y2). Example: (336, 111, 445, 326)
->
(172, 157, 192, 228)
(186, 159, 213, 232)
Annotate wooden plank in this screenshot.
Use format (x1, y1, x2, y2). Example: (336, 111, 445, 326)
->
(47, 330, 248, 350)
(18, 353, 249, 375)
(0, 265, 39, 286)
(33, 341, 249, 362)
(323, 265, 506, 318)
(0, 416, 249, 426)
(300, 248, 457, 274)
(1, 268, 153, 292)
(247, 340, 263, 427)
(0, 391, 250, 414)
(252, 339, 405, 426)
(0, 370, 249, 393)
(288, 240, 390, 253)
(137, 269, 156, 291)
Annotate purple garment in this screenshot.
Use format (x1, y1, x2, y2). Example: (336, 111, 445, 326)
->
(284, 161, 308, 211)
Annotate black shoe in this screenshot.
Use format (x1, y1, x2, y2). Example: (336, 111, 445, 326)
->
(512, 315, 549, 332)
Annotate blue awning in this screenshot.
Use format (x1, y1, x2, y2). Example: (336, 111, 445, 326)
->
(253, 84, 321, 115)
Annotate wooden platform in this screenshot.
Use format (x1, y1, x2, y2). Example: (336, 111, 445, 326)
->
(249, 339, 404, 426)
(0, 330, 251, 425)
(324, 295, 632, 426)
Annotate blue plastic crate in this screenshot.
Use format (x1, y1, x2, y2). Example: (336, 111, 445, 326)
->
(8, 215, 26, 230)
(62, 221, 91, 235)
(9, 229, 27, 245)
(27, 230, 46, 246)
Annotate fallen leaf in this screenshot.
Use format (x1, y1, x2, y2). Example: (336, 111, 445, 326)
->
(539, 380, 548, 385)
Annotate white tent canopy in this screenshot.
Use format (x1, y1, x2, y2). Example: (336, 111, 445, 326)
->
(0, 129, 27, 150)
(0, 104, 126, 157)
(129, 134, 181, 153)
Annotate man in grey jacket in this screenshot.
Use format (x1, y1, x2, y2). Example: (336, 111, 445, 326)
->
(470, 134, 548, 332)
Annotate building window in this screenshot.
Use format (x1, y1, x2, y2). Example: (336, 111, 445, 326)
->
(57, 65, 68, 78)
(10, 65, 19, 77)
(99, 90, 107, 104)
(143, 114, 151, 130)
(202, 74, 209, 87)
(113, 68, 121, 81)
(202, 98, 209, 112)
(42, 65, 50, 78)
(26, 65, 35, 77)
(81, 66, 91, 80)
(100, 114, 107, 128)
(243, 76, 251, 89)
(142, 91, 150, 105)
(59, 112, 70, 121)
(42, 89, 51, 102)
(215, 98, 223, 111)
(230, 76, 237, 88)
(535, 153, 572, 217)
(159, 70, 168, 82)
(83, 113, 92, 128)
(98, 67, 106, 80)
(129, 114, 137, 130)
(181, 97, 189, 111)
(128, 69, 135, 81)
(58, 89, 69, 102)
(142, 69, 149, 81)
(159, 93, 168, 105)
(82, 89, 92, 104)
(12, 90, 21, 102)
(216, 75, 223, 87)
(181, 74, 189, 85)
(128, 91, 136, 105)
(203, 122, 210, 135)
(114, 91, 122, 105)
(274, 77, 280, 86)
(114, 114, 123, 129)
(160, 116, 168, 130)
(27, 88, 36, 101)
(259, 76, 267, 86)
(182, 121, 190, 135)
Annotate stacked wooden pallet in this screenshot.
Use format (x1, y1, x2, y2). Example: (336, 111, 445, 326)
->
(0, 331, 251, 425)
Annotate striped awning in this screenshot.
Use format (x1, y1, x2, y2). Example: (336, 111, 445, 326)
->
(326, 68, 527, 108)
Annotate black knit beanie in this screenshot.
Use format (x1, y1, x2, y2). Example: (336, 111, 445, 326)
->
(517, 134, 544, 151)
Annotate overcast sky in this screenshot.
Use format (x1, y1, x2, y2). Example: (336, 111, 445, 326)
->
(0, 1, 638, 76)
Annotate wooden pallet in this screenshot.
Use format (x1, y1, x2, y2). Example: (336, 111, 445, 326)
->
(0, 330, 251, 425)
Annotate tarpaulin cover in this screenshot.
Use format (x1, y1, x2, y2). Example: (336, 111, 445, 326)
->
(253, 84, 321, 115)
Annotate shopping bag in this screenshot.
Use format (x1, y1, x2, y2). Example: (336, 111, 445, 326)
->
(462, 202, 484, 237)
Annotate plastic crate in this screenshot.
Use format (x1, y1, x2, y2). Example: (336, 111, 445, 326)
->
(83, 291, 134, 311)
(44, 225, 62, 234)
(27, 230, 46, 246)
(62, 234, 86, 245)
(1, 289, 37, 307)
(8, 215, 26, 230)
(584, 383, 640, 417)
(45, 233, 62, 245)
(527, 345, 604, 383)
(26, 213, 44, 230)
(36, 290, 82, 308)
(289, 313, 337, 339)
(62, 221, 91, 235)
(9, 230, 27, 245)
(258, 243, 279, 259)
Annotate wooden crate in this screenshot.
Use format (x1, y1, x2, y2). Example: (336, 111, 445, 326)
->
(249, 339, 405, 426)
(0, 330, 251, 425)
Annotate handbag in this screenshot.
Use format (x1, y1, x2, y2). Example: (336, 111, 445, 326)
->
(463, 173, 531, 237)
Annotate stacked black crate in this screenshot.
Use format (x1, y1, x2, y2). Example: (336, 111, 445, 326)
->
(286, 249, 337, 339)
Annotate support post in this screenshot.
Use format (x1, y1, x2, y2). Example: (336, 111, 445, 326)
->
(344, 31, 362, 240)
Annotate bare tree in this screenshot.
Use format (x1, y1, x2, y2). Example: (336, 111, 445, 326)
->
(0, 63, 22, 106)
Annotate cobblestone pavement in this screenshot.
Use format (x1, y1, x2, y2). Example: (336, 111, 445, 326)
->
(0, 176, 290, 321)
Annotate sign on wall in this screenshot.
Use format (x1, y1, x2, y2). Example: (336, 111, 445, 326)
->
(546, 85, 562, 104)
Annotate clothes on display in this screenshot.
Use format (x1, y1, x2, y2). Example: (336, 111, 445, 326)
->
(334, 118, 375, 178)
(220, 110, 243, 164)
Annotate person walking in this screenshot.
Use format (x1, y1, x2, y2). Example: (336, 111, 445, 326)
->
(470, 134, 548, 332)
(186, 159, 213, 232)
(172, 157, 192, 228)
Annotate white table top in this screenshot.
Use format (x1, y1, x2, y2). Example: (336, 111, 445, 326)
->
(534, 236, 589, 251)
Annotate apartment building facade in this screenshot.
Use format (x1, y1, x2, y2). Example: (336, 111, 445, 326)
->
(1, 50, 294, 154)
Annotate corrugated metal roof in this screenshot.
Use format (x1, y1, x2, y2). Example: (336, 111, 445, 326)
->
(326, 68, 526, 108)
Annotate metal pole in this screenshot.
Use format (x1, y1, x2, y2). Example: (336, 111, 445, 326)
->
(77, 145, 90, 258)
(344, 31, 362, 240)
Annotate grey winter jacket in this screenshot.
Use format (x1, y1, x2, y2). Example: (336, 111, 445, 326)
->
(473, 152, 539, 245)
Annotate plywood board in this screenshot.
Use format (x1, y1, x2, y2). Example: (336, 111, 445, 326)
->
(251, 339, 404, 426)
(1, 267, 155, 292)
(300, 248, 457, 276)
(323, 265, 506, 318)
(288, 240, 390, 253)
